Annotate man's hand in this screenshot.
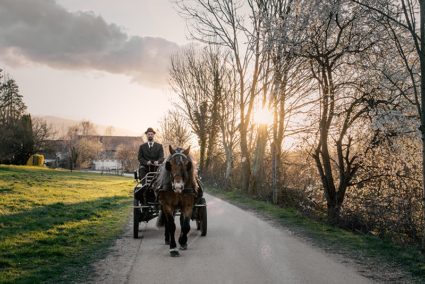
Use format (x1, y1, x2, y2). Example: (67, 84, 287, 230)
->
(147, 161, 152, 166)
(154, 161, 159, 166)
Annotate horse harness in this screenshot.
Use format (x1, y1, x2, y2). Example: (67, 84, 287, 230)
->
(157, 184, 197, 195)
(156, 152, 196, 195)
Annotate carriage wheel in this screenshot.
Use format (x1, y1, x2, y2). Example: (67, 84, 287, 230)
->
(198, 198, 207, 236)
(133, 199, 139, 239)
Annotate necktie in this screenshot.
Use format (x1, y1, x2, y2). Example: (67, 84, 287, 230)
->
(149, 143, 152, 148)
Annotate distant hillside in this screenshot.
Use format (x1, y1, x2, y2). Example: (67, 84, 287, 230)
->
(40, 116, 141, 137)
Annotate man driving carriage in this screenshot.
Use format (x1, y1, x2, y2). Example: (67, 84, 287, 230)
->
(138, 127, 164, 182)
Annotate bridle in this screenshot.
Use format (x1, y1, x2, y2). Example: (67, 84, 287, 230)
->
(166, 152, 192, 191)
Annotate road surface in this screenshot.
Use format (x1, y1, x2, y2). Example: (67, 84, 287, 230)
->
(87, 193, 373, 284)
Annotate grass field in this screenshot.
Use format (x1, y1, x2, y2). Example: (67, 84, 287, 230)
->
(205, 186, 425, 282)
(0, 165, 133, 284)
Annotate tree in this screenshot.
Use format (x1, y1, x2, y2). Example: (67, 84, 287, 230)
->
(259, 0, 316, 203)
(115, 143, 139, 172)
(0, 102, 55, 164)
(80, 119, 98, 135)
(70, 146, 78, 172)
(104, 126, 115, 136)
(265, 0, 390, 219)
(157, 109, 193, 153)
(173, 0, 269, 192)
(169, 44, 214, 171)
(59, 121, 101, 169)
(350, 0, 425, 245)
(103, 125, 115, 153)
(0, 77, 27, 124)
(75, 138, 104, 167)
(217, 63, 240, 184)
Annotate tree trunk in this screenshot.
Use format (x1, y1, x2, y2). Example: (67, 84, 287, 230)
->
(199, 138, 207, 173)
(240, 121, 251, 192)
(205, 71, 220, 170)
(422, 130, 425, 246)
(225, 149, 232, 187)
(222, 132, 233, 186)
(420, 0, 425, 247)
(248, 124, 267, 195)
(271, 142, 278, 204)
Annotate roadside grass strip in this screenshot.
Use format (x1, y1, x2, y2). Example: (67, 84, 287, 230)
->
(206, 186, 425, 280)
(0, 165, 133, 284)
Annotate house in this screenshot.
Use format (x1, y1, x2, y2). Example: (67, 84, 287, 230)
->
(87, 136, 144, 170)
(42, 153, 57, 166)
(91, 158, 121, 171)
(49, 135, 144, 170)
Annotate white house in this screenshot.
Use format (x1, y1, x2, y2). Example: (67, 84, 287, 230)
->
(91, 159, 121, 171)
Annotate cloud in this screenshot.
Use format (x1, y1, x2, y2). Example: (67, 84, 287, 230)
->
(0, 0, 180, 87)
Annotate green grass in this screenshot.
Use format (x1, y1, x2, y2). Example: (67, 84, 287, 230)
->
(206, 186, 425, 281)
(0, 165, 133, 284)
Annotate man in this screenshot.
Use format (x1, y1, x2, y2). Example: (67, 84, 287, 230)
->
(138, 127, 164, 181)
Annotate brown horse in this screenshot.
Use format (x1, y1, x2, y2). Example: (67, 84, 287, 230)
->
(154, 145, 198, 257)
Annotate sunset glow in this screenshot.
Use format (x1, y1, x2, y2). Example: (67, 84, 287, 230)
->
(255, 107, 274, 125)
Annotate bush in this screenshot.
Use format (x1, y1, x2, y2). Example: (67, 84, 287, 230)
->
(27, 154, 44, 166)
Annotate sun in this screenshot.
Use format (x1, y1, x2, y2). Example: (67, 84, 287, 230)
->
(254, 107, 274, 125)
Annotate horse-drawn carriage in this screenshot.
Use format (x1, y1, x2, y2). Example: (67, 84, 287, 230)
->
(132, 146, 207, 256)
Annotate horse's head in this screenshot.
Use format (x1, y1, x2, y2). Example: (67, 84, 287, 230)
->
(165, 145, 192, 193)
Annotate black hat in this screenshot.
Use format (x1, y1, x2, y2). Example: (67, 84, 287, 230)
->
(145, 127, 156, 134)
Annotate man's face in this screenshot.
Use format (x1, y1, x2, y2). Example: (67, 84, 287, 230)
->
(147, 132, 155, 141)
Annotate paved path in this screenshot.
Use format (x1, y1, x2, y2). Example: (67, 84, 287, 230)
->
(87, 193, 373, 284)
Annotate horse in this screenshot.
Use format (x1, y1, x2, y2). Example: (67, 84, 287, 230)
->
(154, 145, 198, 257)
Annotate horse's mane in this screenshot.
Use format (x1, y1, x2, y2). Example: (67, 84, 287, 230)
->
(156, 147, 198, 191)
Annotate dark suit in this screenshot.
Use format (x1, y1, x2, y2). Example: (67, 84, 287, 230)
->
(138, 142, 164, 181)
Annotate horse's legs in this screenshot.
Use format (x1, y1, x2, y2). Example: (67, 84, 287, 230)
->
(164, 226, 170, 245)
(178, 208, 192, 250)
(165, 214, 179, 257)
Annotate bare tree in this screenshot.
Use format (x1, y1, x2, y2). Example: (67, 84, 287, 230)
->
(173, 0, 269, 192)
(59, 120, 100, 168)
(103, 125, 115, 154)
(243, 0, 316, 200)
(156, 109, 193, 154)
(115, 143, 139, 172)
(169, 44, 216, 171)
(80, 119, 98, 136)
(218, 62, 240, 183)
(104, 126, 115, 136)
(75, 138, 104, 167)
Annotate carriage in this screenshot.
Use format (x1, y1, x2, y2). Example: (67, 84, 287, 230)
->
(132, 166, 207, 239)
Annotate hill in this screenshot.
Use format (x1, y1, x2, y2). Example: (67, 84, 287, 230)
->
(40, 116, 141, 137)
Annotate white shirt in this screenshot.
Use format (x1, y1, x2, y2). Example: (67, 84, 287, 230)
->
(148, 141, 155, 148)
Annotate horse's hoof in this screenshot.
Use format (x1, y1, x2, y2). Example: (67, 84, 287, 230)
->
(180, 244, 187, 250)
(165, 240, 170, 245)
(170, 248, 180, 257)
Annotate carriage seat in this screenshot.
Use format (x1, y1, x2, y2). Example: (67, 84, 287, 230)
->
(134, 165, 159, 185)
(134, 166, 159, 204)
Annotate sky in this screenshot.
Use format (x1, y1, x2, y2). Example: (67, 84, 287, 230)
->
(0, 0, 190, 135)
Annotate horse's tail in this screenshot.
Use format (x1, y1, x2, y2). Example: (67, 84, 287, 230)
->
(156, 207, 166, 228)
